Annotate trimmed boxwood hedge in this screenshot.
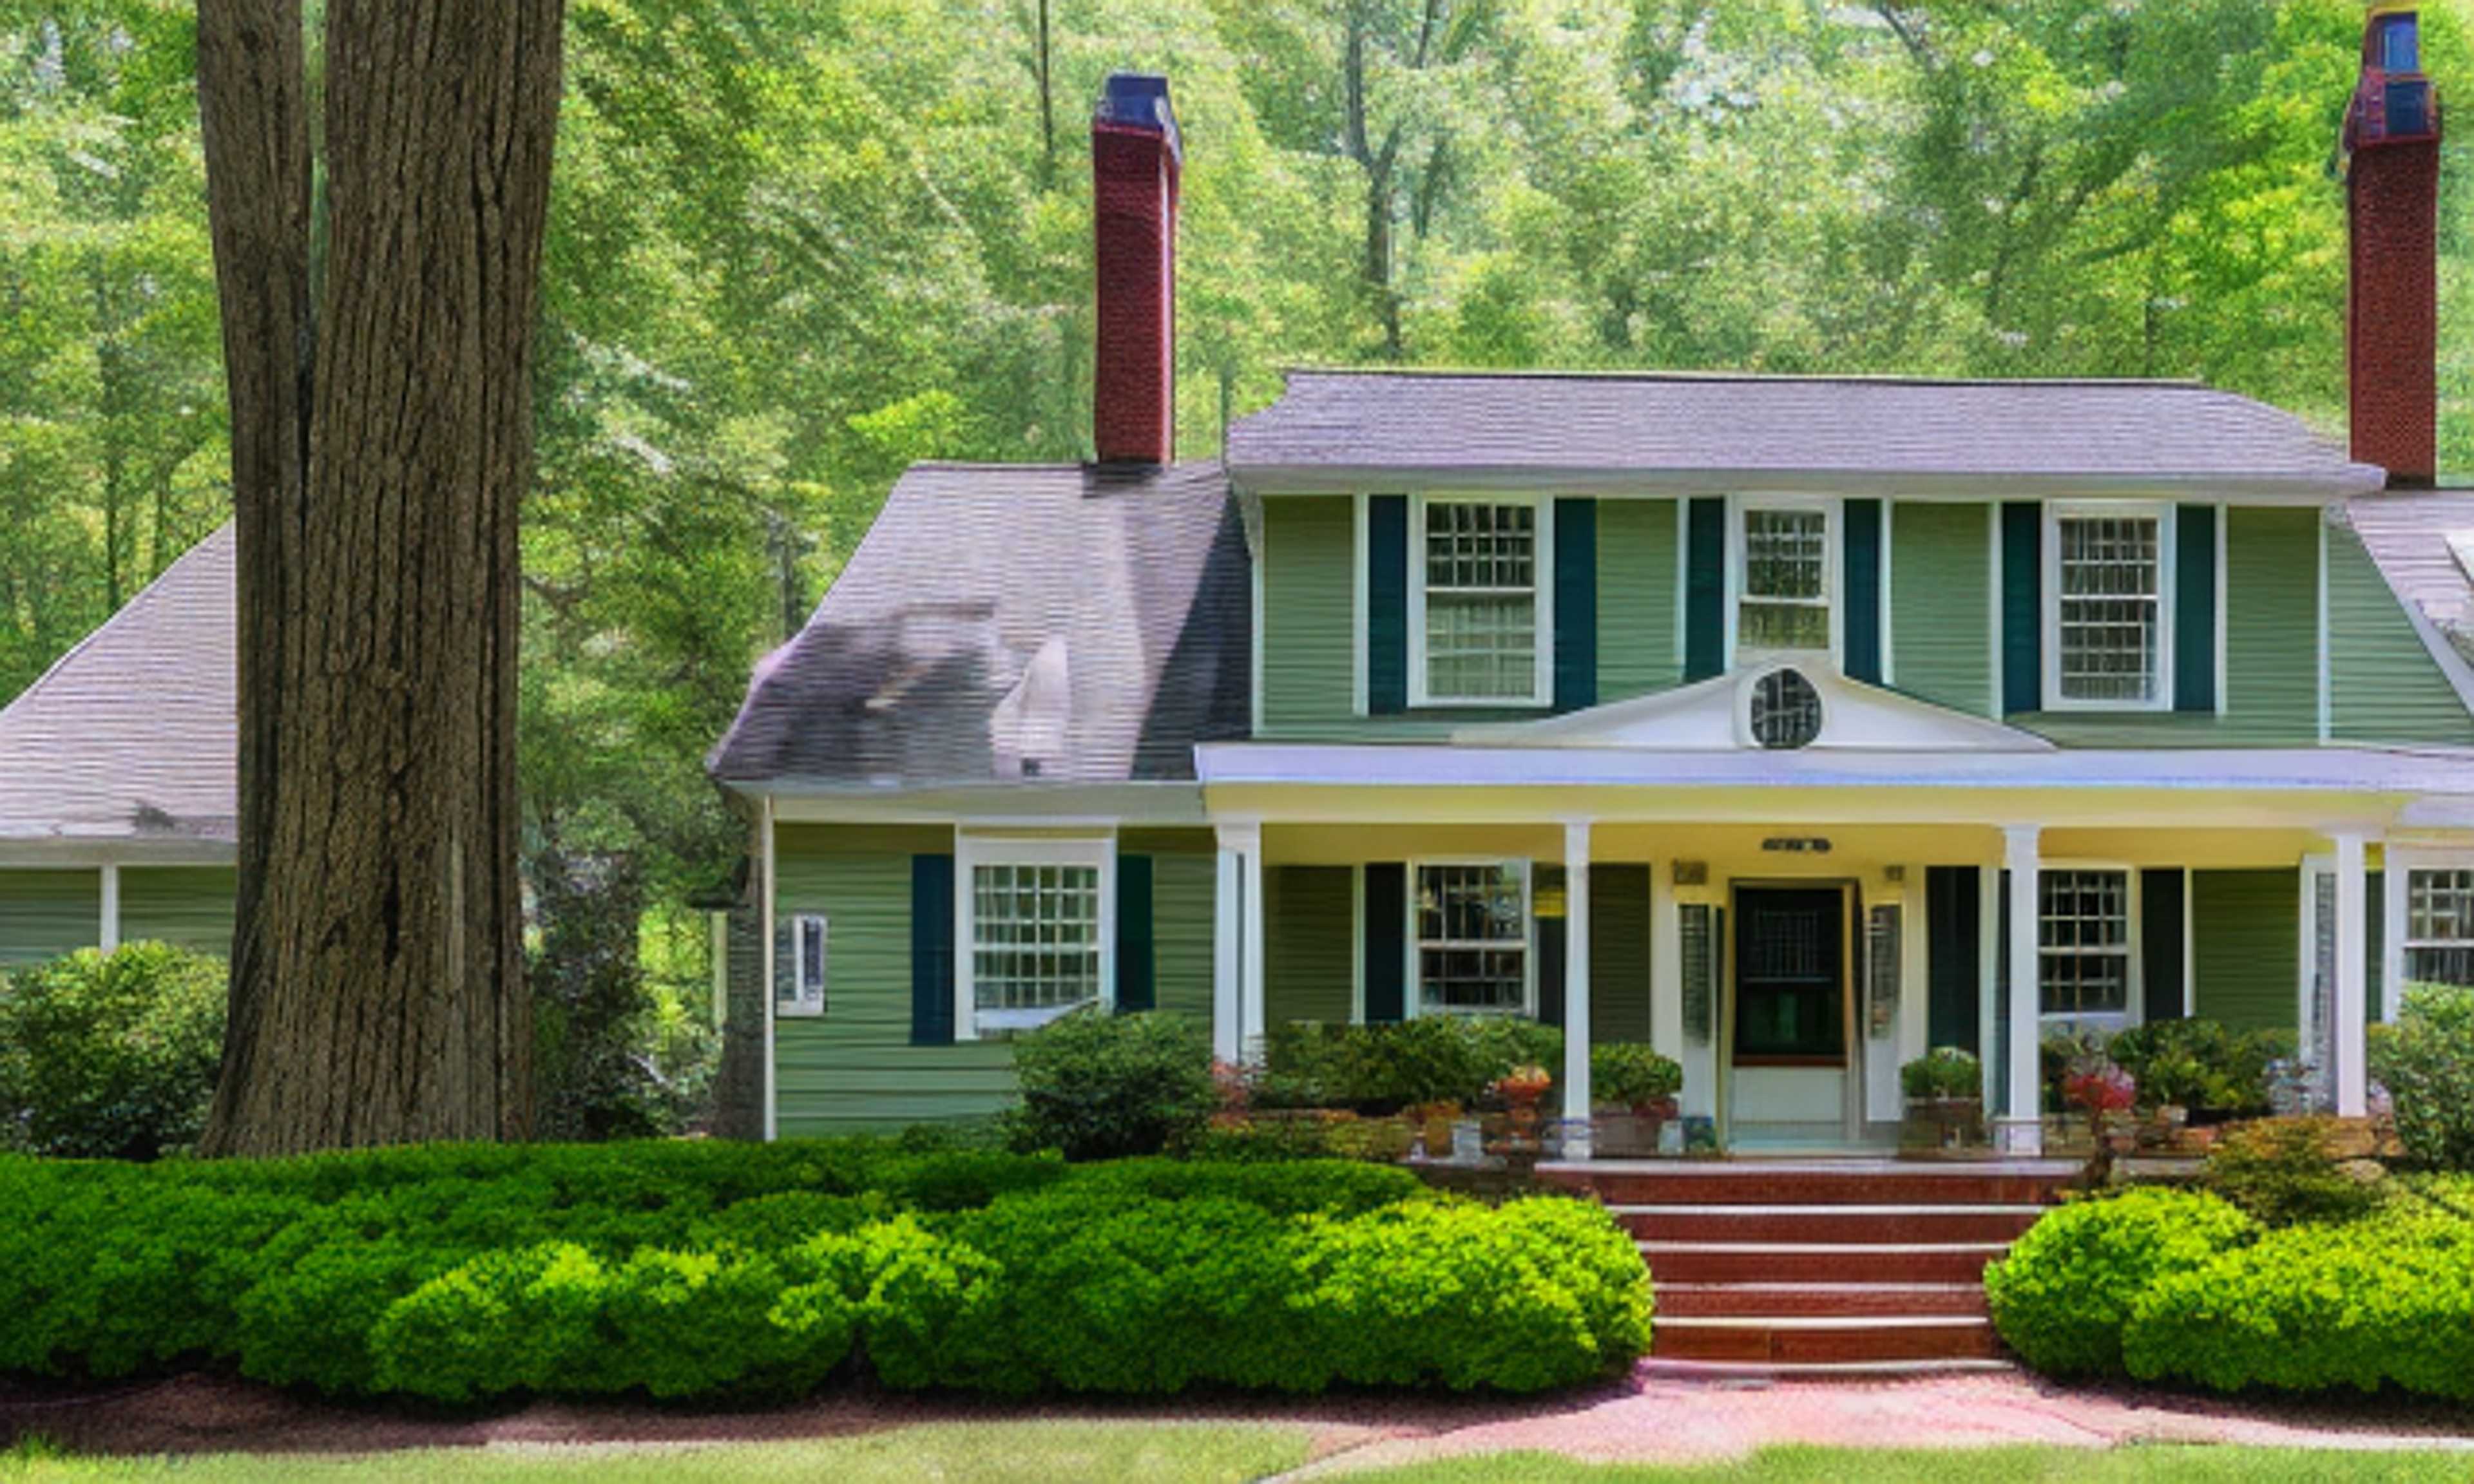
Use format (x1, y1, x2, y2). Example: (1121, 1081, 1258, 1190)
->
(1988, 1178, 2474, 1399)
(0, 1140, 1648, 1403)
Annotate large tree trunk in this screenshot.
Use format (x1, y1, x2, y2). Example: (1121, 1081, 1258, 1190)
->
(196, 0, 563, 1155)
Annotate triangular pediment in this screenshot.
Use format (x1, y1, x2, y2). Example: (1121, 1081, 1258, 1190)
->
(1454, 666, 2057, 753)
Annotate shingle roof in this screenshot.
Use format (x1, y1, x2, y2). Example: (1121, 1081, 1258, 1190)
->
(2345, 489, 2474, 661)
(707, 462, 1249, 788)
(0, 524, 236, 845)
(1226, 369, 2386, 496)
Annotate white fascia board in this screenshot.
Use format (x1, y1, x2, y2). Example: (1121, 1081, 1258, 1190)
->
(1227, 466, 2378, 504)
(0, 837, 238, 868)
(756, 781, 1208, 826)
(1193, 741, 2474, 797)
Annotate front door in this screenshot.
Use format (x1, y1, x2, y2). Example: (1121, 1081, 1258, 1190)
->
(1728, 885, 1856, 1146)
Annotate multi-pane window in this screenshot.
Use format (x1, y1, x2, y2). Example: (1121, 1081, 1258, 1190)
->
(2054, 514, 2163, 705)
(1750, 667, 1823, 749)
(1414, 863, 1529, 1014)
(970, 862, 1102, 1020)
(2038, 870, 2131, 1018)
(1421, 500, 1540, 701)
(2406, 870, 2474, 986)
(1739, 507, 1830, 652)
(783, 913, 827, 1014)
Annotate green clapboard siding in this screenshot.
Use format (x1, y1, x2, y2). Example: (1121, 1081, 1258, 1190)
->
(120, 867, 237, 956)
(1151, 850, 1216, 1023)
(0, 870, 102, 967)
(1260, 497, 1357, 736)
(1590, 865, 1653, 1045)
(1597, 499, 1680, 702)
(2221, 507, 2321, 745)
(1892, 502, 1992, 714)
(2192, 869, 2299, 1034)
(1267, 865, 1354, 1025)
(2329, 526, 2474, 745)
(773, 825, 1015, 1132)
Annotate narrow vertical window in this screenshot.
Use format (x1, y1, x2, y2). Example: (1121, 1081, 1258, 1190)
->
(783, 913, 827, 1015)
(2052, 511, 2165, 706)
(1419, 500, 1542, 703)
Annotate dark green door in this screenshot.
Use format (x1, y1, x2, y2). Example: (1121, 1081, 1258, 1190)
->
(1732, 887, 1846, 1063)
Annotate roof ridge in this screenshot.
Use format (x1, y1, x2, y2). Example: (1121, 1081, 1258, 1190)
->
(0, 522, 233, 727)
(1274, 365, 2219, 390)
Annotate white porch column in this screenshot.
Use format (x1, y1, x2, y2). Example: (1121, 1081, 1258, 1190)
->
(760, 797, 777, 1143)
(1562, 821, 1594, 1160)
(1998, 824, 2044, 1157)
(97, 862, 120, 955)
(1214, 821, 1263, 1063)
(2333, 831, 2370, 1118)
(2383, 861, 2408, 1026)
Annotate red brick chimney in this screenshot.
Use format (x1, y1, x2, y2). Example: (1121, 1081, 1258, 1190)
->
(1091, 73, 1180, 466)
(2344, 6, 2443, 488)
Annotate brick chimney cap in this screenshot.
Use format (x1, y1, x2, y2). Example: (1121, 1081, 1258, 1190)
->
(1096, 73, 1180, 161)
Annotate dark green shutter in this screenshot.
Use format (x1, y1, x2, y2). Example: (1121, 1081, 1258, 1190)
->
(2175, 504, 2217, 713)
(2001, 502, 2041, 714)
(1363, 862, 1406, 1023)
(1925, 866, 1981, 1053)
(1368, 495, 1408, 713)
(1115, 854, 1154, 1013)
(2142, 868, 2185, 1020)
(1535, 866, 1566, 1027)
(1684, 497, 1726, 681)
(1554, 499, 1597, 711)
(910, 853, 955, 1046)
(2368, 869, 2387, 1020)
(1844, 499, 1884, 683)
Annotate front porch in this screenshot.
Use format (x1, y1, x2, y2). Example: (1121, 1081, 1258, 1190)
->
(1200, 795, 2455, 1160)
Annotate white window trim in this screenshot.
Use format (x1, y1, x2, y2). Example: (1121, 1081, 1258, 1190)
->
(780, 911, 827, 1018)
(1406, 492, 1555, 709)
(2041, 500, 2176, 714)
(1406, 857, 1537, 1018)
(2033, 861, 2143, 1031)
(954, 833, 1117, 1041)
(1725, 493, 1841, 670)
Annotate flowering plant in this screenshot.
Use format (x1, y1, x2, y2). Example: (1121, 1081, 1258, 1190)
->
(2064, 1062, 2136, 1117)
(1491, 1063, 1555, 1103)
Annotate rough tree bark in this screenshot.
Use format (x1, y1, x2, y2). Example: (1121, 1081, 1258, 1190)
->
(195, 0, 564, 1154)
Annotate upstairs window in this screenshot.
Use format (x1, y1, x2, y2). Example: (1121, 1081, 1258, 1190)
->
(2047, 506, 2169, 710)
(1738, 504, 1831, 654)
(1413, 497, 1548, 705)
(2038, 869, 2132, 1021)
(2406, 869, 2474, 987)
(1414, 862, 1530, 1014)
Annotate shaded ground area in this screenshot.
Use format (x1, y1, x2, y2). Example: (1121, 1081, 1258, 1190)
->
(5, 1367, 2471, 1476)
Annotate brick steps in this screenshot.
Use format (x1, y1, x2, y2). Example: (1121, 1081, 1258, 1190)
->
(1542, 1159, 2066, 1375)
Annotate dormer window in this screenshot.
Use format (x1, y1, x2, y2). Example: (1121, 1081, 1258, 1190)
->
(2044, 502, 2173, 711)
(1409, 495, 1551, 706)
(1736, 499, 1832, 656)
(2380, 12, 2418, 73)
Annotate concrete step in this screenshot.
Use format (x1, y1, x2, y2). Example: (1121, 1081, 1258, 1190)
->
(1640, 1240, 2008, 1286)
(1616, 1203, 2045, 1245)
(1653, 1314, 2000, 1365)
(1655, 1282, 1990, 1320)
(1637, 1356, 2019, 1382)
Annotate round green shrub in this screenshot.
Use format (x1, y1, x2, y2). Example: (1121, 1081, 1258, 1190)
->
(2124, 1198, 2474, 1398)
(0, 944, 227, 1159)
(1984, 1188, 2256, 1378)
(2371, 984, 2474, 1171)
(1591, 1043, 1683, 1110)
(1899, 1046, 1980, 1101)
(1006, 1009, 1216, 1161)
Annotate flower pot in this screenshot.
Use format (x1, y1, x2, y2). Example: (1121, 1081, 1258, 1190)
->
(1593, 1099, 1678, 1159)
(1900, 1096, 1984, 1153)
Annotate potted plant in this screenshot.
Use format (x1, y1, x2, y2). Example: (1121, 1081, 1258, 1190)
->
(1899, 1046, 1984, 1153)
(1491, 1063, 1555, 1148)
(1591, 1043, 1684, 1157)
(1406, 1099, 1462, 1161)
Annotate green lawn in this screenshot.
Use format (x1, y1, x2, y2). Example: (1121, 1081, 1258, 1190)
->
(10, 1433, 2474, 1484)
(1356, 1445, 2474, 1483)
(0, 1422, 1314, 1484)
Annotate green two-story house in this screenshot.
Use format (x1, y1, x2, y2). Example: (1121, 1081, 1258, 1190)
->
(709, 54, 2474, 1156)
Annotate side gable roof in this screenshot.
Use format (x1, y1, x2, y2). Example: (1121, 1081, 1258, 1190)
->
(707, 462, 1249, 788)
(2343, 490, 2474, 708)
(0, 524, 236, 845)
(1227, 369, 2385, 497)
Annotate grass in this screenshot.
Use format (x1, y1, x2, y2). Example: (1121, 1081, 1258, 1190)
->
(1353, 1445, 2474, 1482)
(10, 1434, 2474, 1483)
(0, 1421, 1315, 1483)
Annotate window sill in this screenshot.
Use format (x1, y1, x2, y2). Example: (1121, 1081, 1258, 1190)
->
(776, 1002, 825, 1020)
(967, 1001, 1104, 1038)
